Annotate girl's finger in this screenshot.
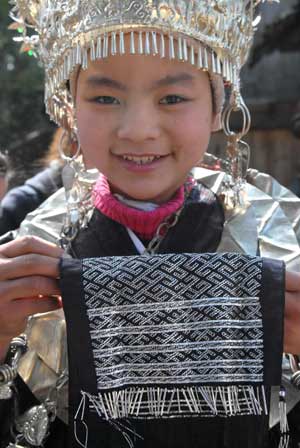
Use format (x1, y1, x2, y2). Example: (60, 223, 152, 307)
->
(10, 296, 62, 318)
(0, 254, 60, 281)
(0, 236, 64, 259)
(0, 276, 61, 303)
(286, 270, 300, 292)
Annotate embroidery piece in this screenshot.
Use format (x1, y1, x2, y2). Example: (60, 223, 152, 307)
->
(81, 253, 265, 418)
(60, 252, 284, 427)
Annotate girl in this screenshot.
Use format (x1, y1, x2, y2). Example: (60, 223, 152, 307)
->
(1, 1, 300, 447)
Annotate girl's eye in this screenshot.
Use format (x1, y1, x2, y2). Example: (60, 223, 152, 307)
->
(93, 96, 120, 105)
(160, 95, 188, 105)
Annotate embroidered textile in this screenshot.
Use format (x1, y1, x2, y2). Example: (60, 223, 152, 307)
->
(60, 252, 284, 439)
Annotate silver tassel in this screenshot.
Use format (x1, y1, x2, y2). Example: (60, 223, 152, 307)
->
(145, 31, 151, 55)
(76, 42, 82, 65)
(119, 31, 125, 55)
(222, 58, 228, 79)
(169, 34, 175, 59)
(138, 31, 144, 54)
(96, 36, 102, 59)
(103, 34, 109, 58)
(197, 46, 203, 69)
(216, 55, 222, 75)
(130, 31, 135, 54)
(152, 31, 158, 55)
(160, 33, 165, 58)
(183, 38, 188, 61)
(177, 36, 183, 60)
(90, 40, 96, 61)
(212, 51, 217, 74)
(82, 47, 88, 70)
(203, 47, 209, 70)
(111, 32, 117, 55)
(190, 45, 195, 66)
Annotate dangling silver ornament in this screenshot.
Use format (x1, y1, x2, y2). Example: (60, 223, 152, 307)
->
(16, 404, 49, 446)
(0, 384, 13, 400)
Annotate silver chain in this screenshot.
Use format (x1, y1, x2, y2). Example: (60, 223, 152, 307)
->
(144, 177, 196, 255)
(144, 205, 184, 255)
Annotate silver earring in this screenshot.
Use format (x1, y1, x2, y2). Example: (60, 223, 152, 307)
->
(59, 130, 85, 249)
(221, 92, 251, 210)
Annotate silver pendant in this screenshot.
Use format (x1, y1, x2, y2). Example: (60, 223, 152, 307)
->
(0, 385, 12, 400)
(16, 404, 49, 446)
(62, 163, 77, 192)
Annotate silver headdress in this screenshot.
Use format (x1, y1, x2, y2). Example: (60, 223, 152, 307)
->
(10, 0, 278, 128)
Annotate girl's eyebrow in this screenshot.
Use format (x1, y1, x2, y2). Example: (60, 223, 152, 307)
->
(151, 73, 195, 90)
(85, 76, 127, 91)
(85, 72, 195, 91)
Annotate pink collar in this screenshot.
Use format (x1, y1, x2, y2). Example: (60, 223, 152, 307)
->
(92, 174, 186, 240)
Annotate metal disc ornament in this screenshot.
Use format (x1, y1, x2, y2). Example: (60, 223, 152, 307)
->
(16, 404, 49, 446)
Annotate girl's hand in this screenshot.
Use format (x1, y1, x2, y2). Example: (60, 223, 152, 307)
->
(285, 270, 300, 354)
(0, 236, 64, 362)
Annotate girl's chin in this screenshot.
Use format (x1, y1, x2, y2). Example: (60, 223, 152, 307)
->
(110, 183, 177, 204)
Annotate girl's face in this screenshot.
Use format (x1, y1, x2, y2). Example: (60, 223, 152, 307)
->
(76, 44, 219, 203)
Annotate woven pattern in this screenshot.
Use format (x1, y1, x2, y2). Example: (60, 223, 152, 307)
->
(82, 253, 263, 390)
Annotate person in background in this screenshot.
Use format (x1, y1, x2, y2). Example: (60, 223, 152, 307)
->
(0, 130, 63, 236)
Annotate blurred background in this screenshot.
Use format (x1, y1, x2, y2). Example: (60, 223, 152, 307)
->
(0, 0, 300, 192)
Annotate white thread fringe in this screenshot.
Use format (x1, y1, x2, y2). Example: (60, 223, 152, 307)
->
(76, 385, 268, 421)
(278, 387, 290, 448)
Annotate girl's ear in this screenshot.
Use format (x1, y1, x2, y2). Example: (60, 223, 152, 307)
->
(211, 112, 222, 133)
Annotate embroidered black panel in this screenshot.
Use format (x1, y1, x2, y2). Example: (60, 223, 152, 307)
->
(83, 253, 263, 388)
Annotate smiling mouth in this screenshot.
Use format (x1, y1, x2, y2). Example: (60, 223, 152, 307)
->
(118, 154, 167, 165)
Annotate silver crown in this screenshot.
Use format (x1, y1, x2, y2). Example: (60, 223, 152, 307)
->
(9, 0, 279, 127)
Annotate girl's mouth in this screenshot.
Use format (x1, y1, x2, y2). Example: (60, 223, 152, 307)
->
(115, 153, 169, 172)
(121, 155, 164, 165)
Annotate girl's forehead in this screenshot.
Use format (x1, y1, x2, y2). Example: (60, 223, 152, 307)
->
(77, 52, 209, 89)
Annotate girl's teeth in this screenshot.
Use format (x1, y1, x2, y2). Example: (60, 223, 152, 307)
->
(122, 155, 161, 164)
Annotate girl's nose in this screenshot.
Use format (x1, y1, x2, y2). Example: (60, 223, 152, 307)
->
(117, 104, 161, 142)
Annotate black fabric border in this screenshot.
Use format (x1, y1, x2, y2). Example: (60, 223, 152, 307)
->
(261, 257, 285, 385)
(59, 257, 98, 446)
(59, 257, 98, 394)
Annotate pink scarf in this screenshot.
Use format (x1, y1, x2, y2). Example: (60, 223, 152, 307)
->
(92, 174, 188, 240)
